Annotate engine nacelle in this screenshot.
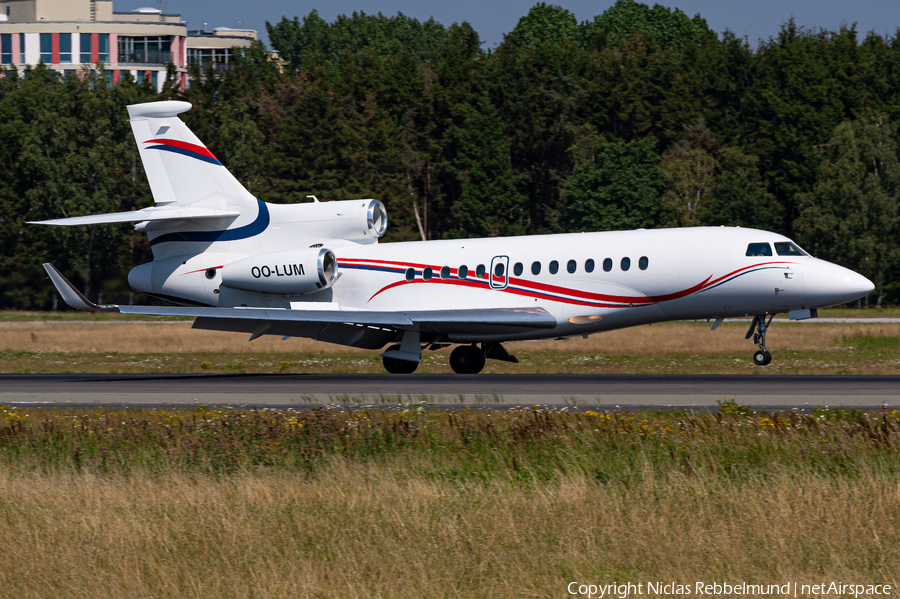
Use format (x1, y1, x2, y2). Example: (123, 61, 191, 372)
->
(285, 198, 387, 244)
(221, 248, 338, 295)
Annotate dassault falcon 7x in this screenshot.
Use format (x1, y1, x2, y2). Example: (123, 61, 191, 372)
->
(32, 101, 874, 373)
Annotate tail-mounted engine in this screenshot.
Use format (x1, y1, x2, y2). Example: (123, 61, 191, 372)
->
(221, 248, 338, 295)
(288, 198, 387, 244)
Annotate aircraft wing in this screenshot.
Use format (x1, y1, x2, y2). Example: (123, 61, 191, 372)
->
(28, 205, 240, 226)
(42, 263, 557, 349)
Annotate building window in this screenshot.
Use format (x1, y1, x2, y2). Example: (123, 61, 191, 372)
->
(187, 47, 235, 69)
(119, 36, 172, 64)
(151, 70, 158, 89)
(80, 33, 92, 64)
(98, 34, 109, 63)
(40, 33, 52, 63)
(19, 34, 25, 64)
(59, 33, 72, 64)
(1, 34, 10, 65)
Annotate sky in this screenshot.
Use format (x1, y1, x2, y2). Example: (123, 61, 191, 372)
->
(116, 0, 899, 50)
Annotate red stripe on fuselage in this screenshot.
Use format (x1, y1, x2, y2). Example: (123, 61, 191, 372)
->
(339, 257, 798, 306)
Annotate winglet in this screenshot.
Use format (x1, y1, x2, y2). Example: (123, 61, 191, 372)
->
(42, 263, 120, 312)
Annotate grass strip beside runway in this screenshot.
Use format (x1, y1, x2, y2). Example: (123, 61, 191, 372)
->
(3, 320, 900, 374)
(0, 405, 897, 597)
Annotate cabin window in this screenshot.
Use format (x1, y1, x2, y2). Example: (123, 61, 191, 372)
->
(532, 261, 541, 275)
(621, 257, 631, 271)
(476, 264, 486, 278)
(774, 242, 806, 256)
(405, 268, 415, 281)
(423, 267, 433, 281)
(458, 265, 468, 279)
(603, 258, 612, 272)
(746, 243, 772, 257)
(585, 259, 595, 273)
(440, 266, 450, 280)
(549, 260, 559, 274)
(494, 263, 505, 277)
(639, 256, 648, 270)
(513, 262, 523, 276)
(567, 259, 576, 274)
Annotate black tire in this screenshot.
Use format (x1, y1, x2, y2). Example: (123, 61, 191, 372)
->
(449, 345, 485, 374)
(753, 350, 769, 366)
(382, 344, 418, 374)
(762, 350, 772, 365)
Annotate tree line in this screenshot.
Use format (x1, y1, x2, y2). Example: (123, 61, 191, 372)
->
(1, 0, 898, 309)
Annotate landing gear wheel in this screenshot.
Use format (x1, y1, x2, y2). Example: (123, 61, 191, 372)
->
(753, 350, 772, 366)
(382, 344, 418, 374)
(449, 345, 485, 374)
(749, 315, 775, 366)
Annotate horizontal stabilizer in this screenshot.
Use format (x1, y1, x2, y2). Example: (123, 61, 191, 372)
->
(30, 205, 240, 226)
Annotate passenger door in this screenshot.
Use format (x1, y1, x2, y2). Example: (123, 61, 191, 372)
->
(490, 255, 509, 290)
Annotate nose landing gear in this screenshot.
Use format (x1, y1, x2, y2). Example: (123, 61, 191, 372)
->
(746, 314, 774, 366)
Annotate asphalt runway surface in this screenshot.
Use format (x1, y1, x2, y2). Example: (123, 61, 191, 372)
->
(1, 373, 898, 411)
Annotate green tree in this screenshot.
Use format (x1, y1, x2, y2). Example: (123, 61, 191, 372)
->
(795, 113, 900, 306)
(505, 3, 580, 49)
(588, 0, 712, 51)
(660, 122, 718, 226)
(453, 99, 528, 237)
(267, 10, 449, 70)
(558, 138, 665, 232)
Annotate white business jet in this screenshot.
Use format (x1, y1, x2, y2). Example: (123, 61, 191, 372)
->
(32, 101, 874, 373)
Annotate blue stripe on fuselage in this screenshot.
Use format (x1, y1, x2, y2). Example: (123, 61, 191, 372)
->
(148, 199, 270, 247)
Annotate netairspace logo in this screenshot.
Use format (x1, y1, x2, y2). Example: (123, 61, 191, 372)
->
(567, 581, 893, 598)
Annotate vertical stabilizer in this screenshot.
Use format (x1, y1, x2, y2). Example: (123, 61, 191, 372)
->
(127, 101, 256, 213)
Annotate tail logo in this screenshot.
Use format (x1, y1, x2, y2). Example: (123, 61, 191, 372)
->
(144, 138, 222, 166)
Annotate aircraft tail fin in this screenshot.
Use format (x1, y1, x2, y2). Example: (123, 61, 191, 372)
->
(127, 101, 257, 213)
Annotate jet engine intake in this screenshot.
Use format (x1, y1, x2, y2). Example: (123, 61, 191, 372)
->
(221, 248, 338, 295)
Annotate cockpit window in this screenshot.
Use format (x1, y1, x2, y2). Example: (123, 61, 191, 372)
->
(746, 243, 772, 257)
(774, 242, 807, 256)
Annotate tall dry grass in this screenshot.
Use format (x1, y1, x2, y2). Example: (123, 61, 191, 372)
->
(2, 321, 899, 355)
(0, 407, 898, 597)
(0, 462, 897, 598)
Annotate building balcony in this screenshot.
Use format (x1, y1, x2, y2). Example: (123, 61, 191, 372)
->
(118, 50, 173, 65)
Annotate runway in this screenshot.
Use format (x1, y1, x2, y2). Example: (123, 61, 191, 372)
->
(1, 373, 898, 411)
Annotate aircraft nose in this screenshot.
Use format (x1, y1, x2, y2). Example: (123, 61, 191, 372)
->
(804, 258, 874, 308)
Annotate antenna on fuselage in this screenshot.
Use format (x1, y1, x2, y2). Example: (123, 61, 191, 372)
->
(307, 195, 320, 203)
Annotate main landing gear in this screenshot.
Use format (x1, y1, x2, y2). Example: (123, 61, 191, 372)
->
(746, 314, 774, 366)
(448, 343, 519, 374)
(382, 344, 419, 374)
(381, 340, 519, 374)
